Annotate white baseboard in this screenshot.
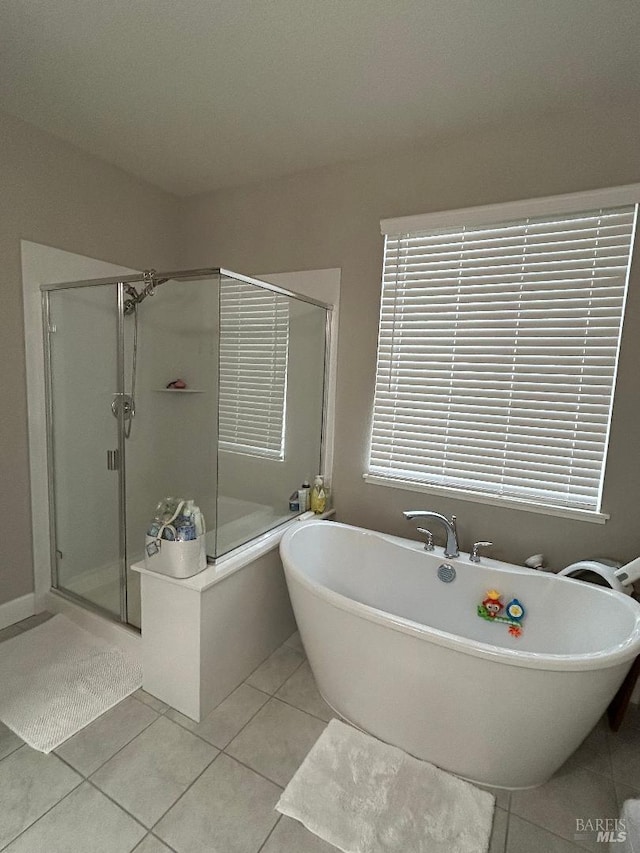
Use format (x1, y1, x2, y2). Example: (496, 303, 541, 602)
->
(0, 593, 36, 630)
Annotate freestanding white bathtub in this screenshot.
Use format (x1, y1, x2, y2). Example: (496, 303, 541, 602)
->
(280, 520, 640, 788)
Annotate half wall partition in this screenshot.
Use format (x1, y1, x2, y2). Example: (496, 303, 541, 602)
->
(41, 268, 329, 628)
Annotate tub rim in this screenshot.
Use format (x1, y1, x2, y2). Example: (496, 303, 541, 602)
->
(280, 520, 640, 672)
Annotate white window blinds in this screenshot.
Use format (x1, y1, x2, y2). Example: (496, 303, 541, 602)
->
(368, 204, 637, 512)
(218, 278, 289, 459)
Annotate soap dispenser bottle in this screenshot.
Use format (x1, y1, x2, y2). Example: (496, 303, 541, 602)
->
(310, 476, 327, 514)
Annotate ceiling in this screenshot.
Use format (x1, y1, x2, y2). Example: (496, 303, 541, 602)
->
(0, 0, 638, 197)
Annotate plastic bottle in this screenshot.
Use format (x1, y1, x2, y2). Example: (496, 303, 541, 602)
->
(192, 505, 205, 538)
(148, 497, 180, 533)
(298, 479, 311, 512)
(175, 500, 197, 541)
(310, 476, 327, 514)
(147, 497, 183, 540)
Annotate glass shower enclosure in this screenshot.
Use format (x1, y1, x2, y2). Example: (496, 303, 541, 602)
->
(42, 269, 329, 629)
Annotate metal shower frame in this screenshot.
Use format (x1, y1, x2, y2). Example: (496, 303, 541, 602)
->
(40, 267, 333, 628)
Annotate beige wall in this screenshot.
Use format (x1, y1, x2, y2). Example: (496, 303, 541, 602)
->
(4, 99, 640, 610)
(182, 103, 640, 570)
(0, 111, 181, 606)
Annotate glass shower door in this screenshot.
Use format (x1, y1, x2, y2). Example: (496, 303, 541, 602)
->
(45, 283, 124, 619)
(123, 272, 220, 601)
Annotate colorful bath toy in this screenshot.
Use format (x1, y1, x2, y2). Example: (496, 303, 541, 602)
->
(477, 591, 526, 636)
(482, 590, 503, 618)
(505, 599, 525, 622)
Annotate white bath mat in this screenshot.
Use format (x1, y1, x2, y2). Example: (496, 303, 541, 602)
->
(277, 719, 495, 853)
(0, 614, 142, 753)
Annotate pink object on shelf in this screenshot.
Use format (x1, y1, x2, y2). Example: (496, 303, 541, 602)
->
(166, 379, 187, 389)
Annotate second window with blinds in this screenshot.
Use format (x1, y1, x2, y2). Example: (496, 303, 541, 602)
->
(366, 191, 638, 517)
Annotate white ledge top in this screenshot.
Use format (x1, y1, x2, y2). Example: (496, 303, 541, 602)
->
(131, 509, 335, 593)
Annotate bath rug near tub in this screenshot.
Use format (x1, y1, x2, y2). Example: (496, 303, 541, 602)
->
(0, 614, 142, 753)
(277, 719, 495, 853)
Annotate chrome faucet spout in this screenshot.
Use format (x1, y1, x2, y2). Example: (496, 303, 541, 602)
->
(403, 510, 460, 558)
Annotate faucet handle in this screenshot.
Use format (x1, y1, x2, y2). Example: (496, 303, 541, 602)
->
(470, 541, 493, 563)
(416, 527, 435, 551)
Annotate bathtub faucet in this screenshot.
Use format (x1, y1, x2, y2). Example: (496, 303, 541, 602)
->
(403, 511, 459, 558)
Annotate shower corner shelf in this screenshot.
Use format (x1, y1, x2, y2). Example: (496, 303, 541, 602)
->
(153, 388, 205, 394)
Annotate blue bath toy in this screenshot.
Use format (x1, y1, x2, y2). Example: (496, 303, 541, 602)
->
(505, 599, 525, 622)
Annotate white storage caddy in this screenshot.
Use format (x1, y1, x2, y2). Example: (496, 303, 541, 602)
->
(144, 499, 207, 579)
(144, 534, 207, 578)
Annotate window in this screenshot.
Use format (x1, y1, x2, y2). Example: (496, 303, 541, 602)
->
(366, 191, 638, 516)
(218, 277, 289, 459)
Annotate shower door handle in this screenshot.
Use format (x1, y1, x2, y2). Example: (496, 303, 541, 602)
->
(107, 449, 120, 471)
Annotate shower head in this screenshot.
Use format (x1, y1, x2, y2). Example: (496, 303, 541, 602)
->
(122, 271, 169, 315)
(123, 286, 139, 315)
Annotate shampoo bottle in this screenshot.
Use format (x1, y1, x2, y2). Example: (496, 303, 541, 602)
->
(298, 478, 311, 512)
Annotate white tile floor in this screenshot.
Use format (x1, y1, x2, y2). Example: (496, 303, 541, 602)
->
(0, 614, 638, 852)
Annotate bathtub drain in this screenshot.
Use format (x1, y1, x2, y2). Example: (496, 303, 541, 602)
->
(437, 563, 456, 583)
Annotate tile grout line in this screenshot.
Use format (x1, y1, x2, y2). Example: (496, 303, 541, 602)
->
(151, 694, 300, 790)
(509, 811, 604, 852)
(56, 699, 161, 779)
(163, 656, 308, 753)
(49, 747, 182, 853)
(502, 808, 510, 853)
(256, 813, 283, 853)
(570, 763, 619, 787)
(509, 771, 620, 850)
(53, 751, 152, 835)
(270, 692, 332, 724)
(0, 690, 159, 774)
(219, 748, 287, 790)
(243, 638, 303, 688)
(606, 727, 615, 783)
(132, 692, 171, 715)
(147, 831, 179, 853)
(503, 791, 511, 815)
(120, 682, 304, 800)
(53, 734, 192, 848)
(147, 746, 284, 853)
(245, 653, 306, 697)
(569, 763, 616, 783)
(82, 725, 220, 834)
(267, 692, 330, 726)
(216, 691, 333, 790)
(0, 739, 24, 766)
(165, 691, 271, 752)
(139, 635, 303, 733)
(86, 759, 215, 842)
(135, 691, 172, 716)
(218, 694, 328, 789)
(84, 776, 152, 835)
(148, 749, 223, 835)
(0, 757, 84, 853)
